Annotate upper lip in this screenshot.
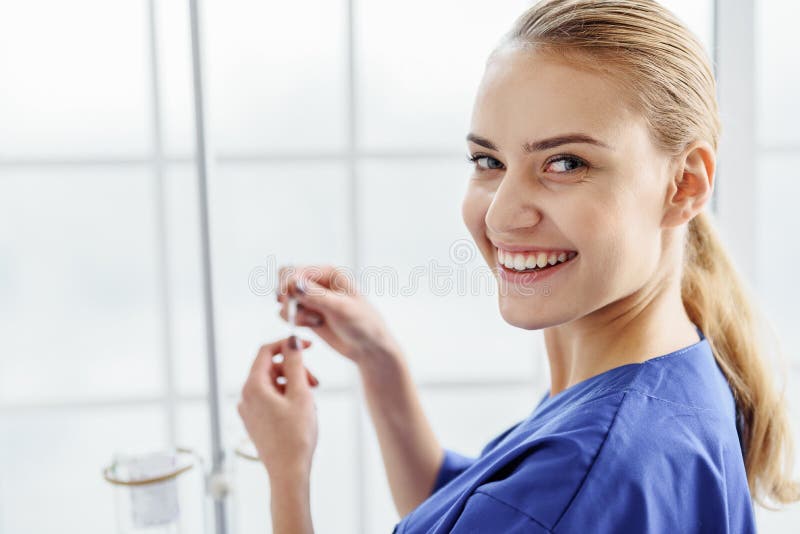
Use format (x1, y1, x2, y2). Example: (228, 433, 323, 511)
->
(490, 240, 577, 253)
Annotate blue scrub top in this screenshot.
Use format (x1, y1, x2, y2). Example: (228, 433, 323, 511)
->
(393, 326, 756, 533)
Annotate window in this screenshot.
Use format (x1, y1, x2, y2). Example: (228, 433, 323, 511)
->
(6, 2, 793, 533)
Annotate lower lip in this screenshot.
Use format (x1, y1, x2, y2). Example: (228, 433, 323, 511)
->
(496, 254, 578, 284)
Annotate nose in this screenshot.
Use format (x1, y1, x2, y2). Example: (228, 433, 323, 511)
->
(485, 168, 543, 235)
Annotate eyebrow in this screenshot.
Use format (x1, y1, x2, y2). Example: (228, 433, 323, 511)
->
(466, 132, 612, 152)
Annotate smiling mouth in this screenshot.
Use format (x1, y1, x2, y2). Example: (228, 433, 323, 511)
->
(495, 247, 578, 273)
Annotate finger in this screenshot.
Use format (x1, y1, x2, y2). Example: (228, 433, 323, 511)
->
(249, 339, 284, 377)
(278, 264, 304, 296)
(270, 360, 319, 387)
(292, 277, 349, 315)
(250, 337, 311, 379)
(269, 362, 287, 394)
(278, 302, 324, 328)
(282, 335, 311, 398)
(306, 367, 320, 387)
(285, 264, 357, 295)
(296, 304, 325, 327)
(269, 338, 312, 360)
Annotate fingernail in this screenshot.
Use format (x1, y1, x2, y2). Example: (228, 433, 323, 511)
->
(288, 335, 298, 350)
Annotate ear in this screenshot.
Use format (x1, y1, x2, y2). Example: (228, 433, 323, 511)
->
(661, 140, 715, 228)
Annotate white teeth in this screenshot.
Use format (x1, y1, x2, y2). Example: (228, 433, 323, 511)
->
(496, 247, 576, 271)
(536, 252, 548, 268)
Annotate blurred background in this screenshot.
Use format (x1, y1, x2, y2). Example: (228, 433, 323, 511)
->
(0, 0, 798, 532)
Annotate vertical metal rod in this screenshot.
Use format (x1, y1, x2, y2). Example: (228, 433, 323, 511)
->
(187, 0, 229, 532)
(146, 0, 178, 453)
(344, 0, 366, 532)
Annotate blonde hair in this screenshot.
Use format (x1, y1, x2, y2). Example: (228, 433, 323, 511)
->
(498, 0, 799, 507)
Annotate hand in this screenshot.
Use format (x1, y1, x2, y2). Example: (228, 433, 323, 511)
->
(238, 336, 319, 481)
(277, 264, 403, 367)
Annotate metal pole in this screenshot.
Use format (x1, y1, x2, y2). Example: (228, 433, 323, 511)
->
(146, 0, 179, 454)
(186, 0, 229, 532)
(343, 0, 366, 530)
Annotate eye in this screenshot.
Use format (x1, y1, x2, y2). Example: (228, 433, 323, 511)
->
(544, 155, 586, 173)
(466, 153, 504, 171)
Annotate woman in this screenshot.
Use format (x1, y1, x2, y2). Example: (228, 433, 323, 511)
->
(237, 0, 799, 532)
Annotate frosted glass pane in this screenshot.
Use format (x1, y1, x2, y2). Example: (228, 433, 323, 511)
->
(183, 393, 359, 533)
(307, 391, 359, 533)
(156, 0, 348, 157)
(206, 163, 355, 394)
(755, 369, 800, 529)
(357, 0, 713, 153)
(756, 0, 800, 146)
(424, 384, 544, 458)
(357, 0, 530, 152)
(358, 159, 539, 382)
(0, 167, 163, 402)
(0, 406, 167, 534)
(155, 0, 196, 159)
(755, 152, 800, 365)
(0, 0, 151, 158)
(164, 165, 208, 396)
(363, 385, 544, 532)
(658, 0, 715, 58)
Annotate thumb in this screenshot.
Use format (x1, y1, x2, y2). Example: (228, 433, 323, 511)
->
(283, 335, 311, 397)
(294, 277, 348, 313)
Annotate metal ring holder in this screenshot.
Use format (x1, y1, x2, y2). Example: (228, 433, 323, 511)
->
(233, 438, 259, 462)
(103, 447, 200, 486)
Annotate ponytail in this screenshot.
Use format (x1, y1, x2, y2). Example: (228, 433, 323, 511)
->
(683, 211, 800, 506)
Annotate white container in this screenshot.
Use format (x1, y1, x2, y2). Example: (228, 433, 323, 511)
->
(103, 447, 208, 534)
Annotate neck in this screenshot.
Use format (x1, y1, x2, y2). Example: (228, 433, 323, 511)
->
(542, 270, 700, 398)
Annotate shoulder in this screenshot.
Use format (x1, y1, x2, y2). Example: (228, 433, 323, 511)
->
(473, 389, 753, 533)
(553, 389, 754, 532)
(473, 391, 629, 530)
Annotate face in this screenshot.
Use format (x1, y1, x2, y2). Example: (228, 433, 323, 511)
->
(462, 46, 677, 330)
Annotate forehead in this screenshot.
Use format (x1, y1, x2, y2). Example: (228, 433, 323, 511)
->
(471, 46, 641, 144)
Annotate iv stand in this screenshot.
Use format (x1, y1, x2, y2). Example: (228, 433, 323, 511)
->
(187, 0, 230, 532)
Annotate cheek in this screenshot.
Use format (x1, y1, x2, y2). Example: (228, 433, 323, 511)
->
(461, 183, 489, 240)
(578, 193, 660, 289)
(461, 183, 496, 266)
(569, 195, 632, 280)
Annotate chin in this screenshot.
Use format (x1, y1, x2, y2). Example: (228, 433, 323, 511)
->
(497, 295, 559, 330)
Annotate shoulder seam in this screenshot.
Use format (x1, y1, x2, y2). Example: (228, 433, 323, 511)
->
(641, 342, 701, 364)
(472, 490, 552, 532)
(624, 387, 721, 412)
(551, 390, 629, 531)
(537, 388, 629, 420)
